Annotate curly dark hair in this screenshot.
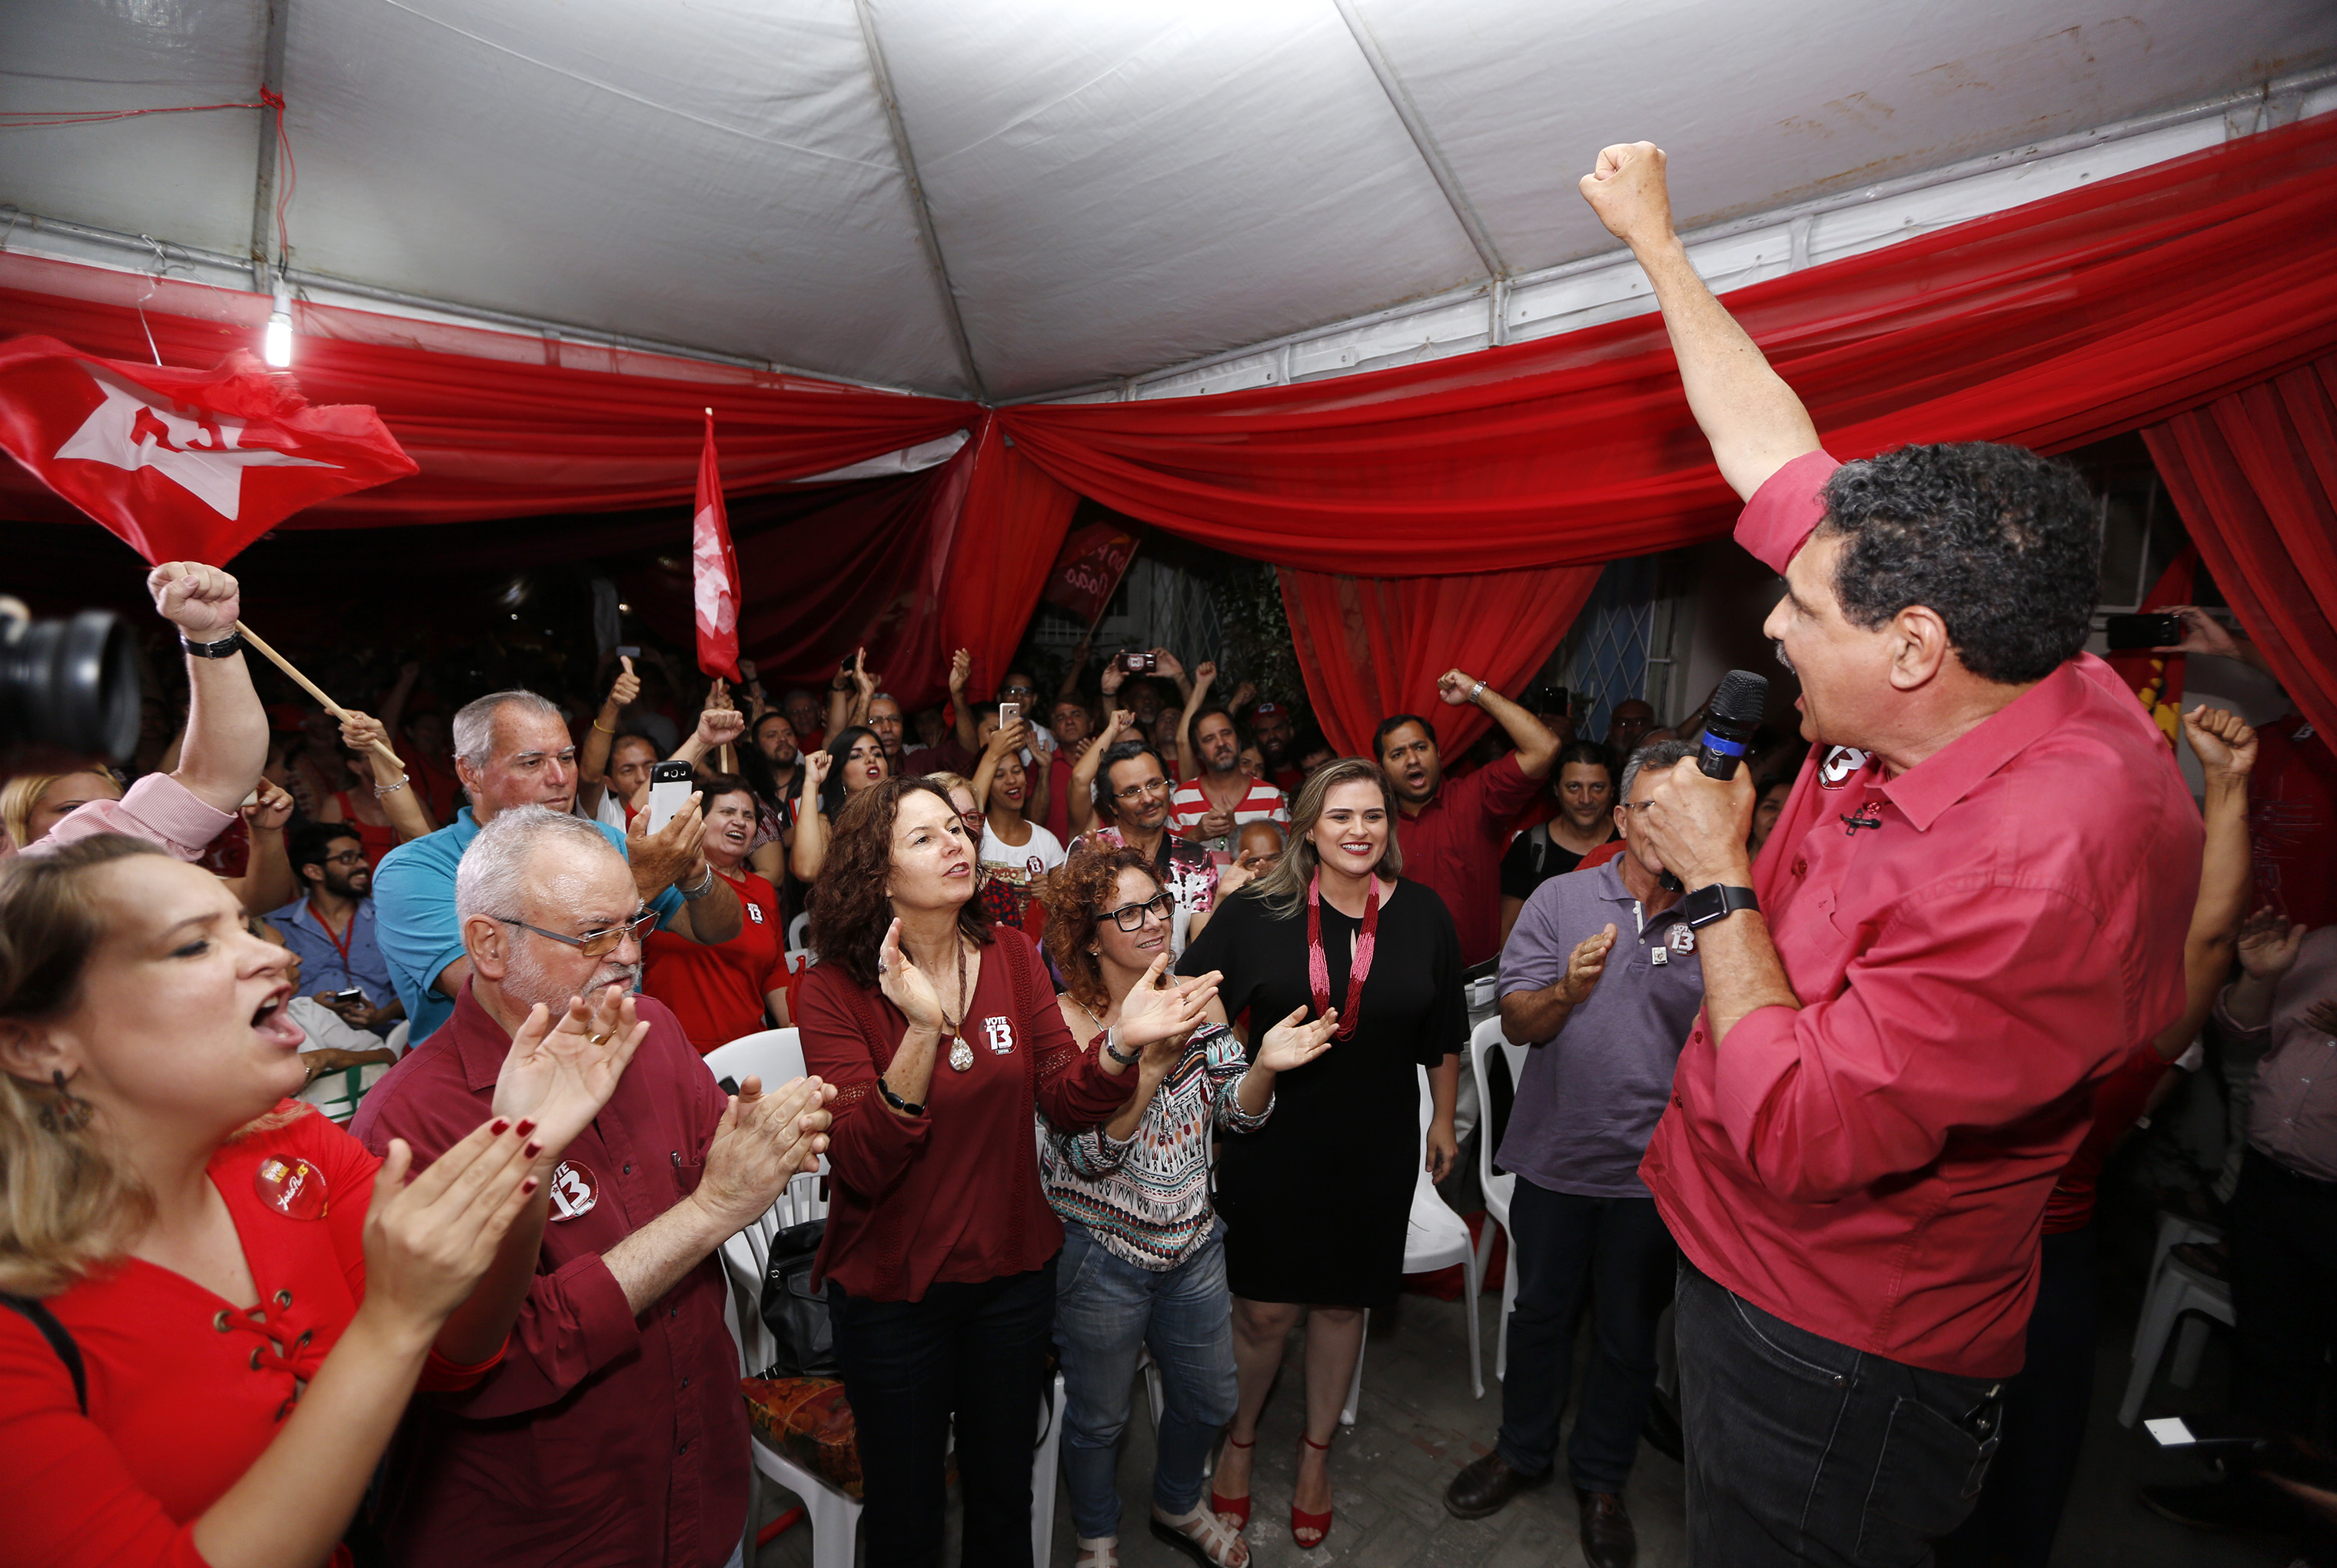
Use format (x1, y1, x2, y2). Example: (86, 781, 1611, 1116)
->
(1041, 843, 1160, 1014)
(1817, 443, 2101, 685)
(805, 776, 989, 989)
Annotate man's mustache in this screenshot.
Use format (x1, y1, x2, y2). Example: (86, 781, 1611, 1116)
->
(1774, 640, 1796, 676)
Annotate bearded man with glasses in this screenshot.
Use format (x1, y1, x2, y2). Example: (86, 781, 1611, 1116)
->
(353, 806, 836, 1568)
(1066, 728, 1220, 956)
(269, 820, 404, 1036)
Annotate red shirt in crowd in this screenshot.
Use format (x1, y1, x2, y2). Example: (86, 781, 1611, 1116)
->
(796, 929, 1135, 1302)
(1394, 752, 1542, 967)
(643, 867, 789, 1053)
(2042, 1041, 2173, 1234)
(350, 988, 746, 1568)
(1640, 450, 2202, 1380)
(0, 1105, 497, 1568)
(2249, 710, 2336, 930)
(1045, 752, 1078, 842)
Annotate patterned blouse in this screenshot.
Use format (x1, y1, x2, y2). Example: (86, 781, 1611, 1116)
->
(1039, 1020, 1271, 1271)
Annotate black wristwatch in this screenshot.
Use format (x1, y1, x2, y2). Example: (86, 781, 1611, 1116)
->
(1681, 883, 1759, 930)
(181, 631, 244, 659)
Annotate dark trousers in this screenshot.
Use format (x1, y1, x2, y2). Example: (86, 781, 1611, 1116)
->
(1494, 1181, 1674, 1493)
(1675, 1257, 2004, 1566)
(1936, 1225, 2096, 1568)
(828, 1261, 1058, 1568)
(2230, 1144, 2337, 1433)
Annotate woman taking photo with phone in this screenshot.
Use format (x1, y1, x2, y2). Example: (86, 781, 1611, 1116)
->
(0, 835, 642, 1567)
(795, 778, 1221, 1568)
(1178, 759, 1466, 1550)
(642, 772, 796, 1051)
(1042, 842, 1335, 1568)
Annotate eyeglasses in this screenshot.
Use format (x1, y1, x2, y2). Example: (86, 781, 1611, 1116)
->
(959, 809, 985, 835)
(1111, 776, 1171, 802)
(1103, 892, 1175, 931)
(1621, 800, 1657, 814)
(321, 850, 368, 867)
(499, 911, 659, 958)
(999, 684, 1037, 698)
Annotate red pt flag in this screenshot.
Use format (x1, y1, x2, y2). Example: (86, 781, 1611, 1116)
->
(693, 410, 743, 681)
(0, 336, 416, 563)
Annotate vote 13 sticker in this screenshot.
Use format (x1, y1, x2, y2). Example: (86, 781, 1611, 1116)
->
(547, 1160, 600, 1221)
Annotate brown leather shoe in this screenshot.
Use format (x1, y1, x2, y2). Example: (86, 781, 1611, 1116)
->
(1577, 1488, 1635, 1568)
(1442, 1451, 1548, 1520)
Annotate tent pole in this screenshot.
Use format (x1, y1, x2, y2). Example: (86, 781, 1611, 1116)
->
(248, 0, 293, 291)
(850, 0, 989, 404)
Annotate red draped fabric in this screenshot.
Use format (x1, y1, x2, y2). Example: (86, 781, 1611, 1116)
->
(2143, 355, 2337, 746)
(1279, 565, 1601, 758)
(937, 417, 1083, 700)
(989, 111, 2337, 752)
(0, 251, 977, 528)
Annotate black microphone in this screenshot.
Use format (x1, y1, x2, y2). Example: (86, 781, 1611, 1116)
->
(1697, 669, 1770, 780)
(1656, 668, 1768, 891)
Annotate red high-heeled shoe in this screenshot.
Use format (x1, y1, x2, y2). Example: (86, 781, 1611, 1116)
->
(1292, 1433, 1333, 1550)
(1209, 1433, 1255, 1529)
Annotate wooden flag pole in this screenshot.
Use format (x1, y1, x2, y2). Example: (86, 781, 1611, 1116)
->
(232, 620, 407, 773)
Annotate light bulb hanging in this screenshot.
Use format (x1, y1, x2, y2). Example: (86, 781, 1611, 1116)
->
(262, 275, 294, 368)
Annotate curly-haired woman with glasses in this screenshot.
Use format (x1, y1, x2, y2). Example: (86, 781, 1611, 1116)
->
(1042, 843, 1335, 1568)
(795, 777, 1222, 1568)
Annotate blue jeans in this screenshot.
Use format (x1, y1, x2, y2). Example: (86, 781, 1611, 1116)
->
(1494, 1181, 1674, 1493)
(1676, 1258, 2004, 1566)
(1053, 1221, 1241, 1539)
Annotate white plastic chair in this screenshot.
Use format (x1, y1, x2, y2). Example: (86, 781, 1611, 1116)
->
(703, 1027, 806, 1094)
(2119, 1251, 2235, 1426)
(1341, 1066, 1484, 1423)
(787, 910, 812, 952)
(1468, 1016, 1531, 1380)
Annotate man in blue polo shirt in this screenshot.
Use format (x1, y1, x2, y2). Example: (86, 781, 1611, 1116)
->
(374, 688, 743, 1041)
(1443, 738, 1703, 1568)
(268, 821, 401, 1035)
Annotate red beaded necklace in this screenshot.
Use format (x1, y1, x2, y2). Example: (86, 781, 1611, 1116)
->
(1306, 871, 1381, 1041)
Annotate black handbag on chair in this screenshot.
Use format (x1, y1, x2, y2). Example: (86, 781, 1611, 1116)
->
(756, 1216, 839, 1380)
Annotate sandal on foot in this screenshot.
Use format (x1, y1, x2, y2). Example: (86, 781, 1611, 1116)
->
(1151, 1503, 1249, 1568)
(1073, 1536, 1119, 1568)
(1292, 1433, 1333, 1550)
(1209, 1433, 1255, 1530)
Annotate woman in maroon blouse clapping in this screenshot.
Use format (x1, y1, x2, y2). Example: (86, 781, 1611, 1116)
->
(797, 776, 1219, 1568)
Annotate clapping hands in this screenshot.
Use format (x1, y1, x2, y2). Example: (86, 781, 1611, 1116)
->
(1254, 1005, 1338, 1073)
(492, 983, 650, 1161)
(1115, 952, 1222, 1068)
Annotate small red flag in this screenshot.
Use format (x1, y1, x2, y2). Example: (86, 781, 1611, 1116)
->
(0, 336, 417, 563)
(692, 410, 743, 682)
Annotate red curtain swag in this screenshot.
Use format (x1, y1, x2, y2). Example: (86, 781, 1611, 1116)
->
(1279, 564, 1601, 761)
(8, 113, 2337, 742)
(2143, 354, 2337, 749)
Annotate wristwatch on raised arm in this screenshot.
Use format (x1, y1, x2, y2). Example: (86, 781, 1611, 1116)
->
(1681, 883, 1759, 930)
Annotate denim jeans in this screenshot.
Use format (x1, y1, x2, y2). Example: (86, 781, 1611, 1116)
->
(1675, 1258, 2004, 1566)
(1494, 1181, 1674, 1493)
(1053, 1220, 1241, 1540)
(828, 1261, 1058, 1568)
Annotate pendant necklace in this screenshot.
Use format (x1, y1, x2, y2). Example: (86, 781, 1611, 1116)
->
(1306, 872, 1381, 1042)
(940, 941, 977, 1071)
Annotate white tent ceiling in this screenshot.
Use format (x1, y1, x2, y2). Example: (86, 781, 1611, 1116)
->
(6, 1, 2335, 403)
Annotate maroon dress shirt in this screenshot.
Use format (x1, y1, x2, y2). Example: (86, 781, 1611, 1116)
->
(1395, 752, 1541, 967)
(1641, 451, 2202, 1378)
(797, 929, 1135, 1301)
(349, 988, 746, 1568)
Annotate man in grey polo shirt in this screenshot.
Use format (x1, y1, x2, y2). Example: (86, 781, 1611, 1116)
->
(1444, 739, 1701, 1568)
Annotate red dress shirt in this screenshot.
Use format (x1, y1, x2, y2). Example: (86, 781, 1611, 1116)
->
(350, 988, 746, 1568)
(1395, 752, 1542, 967)
(797, 929, 1135, 1302)
(1640, 452, 2201, 1379)
(643, 867, 789, 1052)
(0, 1105, 494, 1568)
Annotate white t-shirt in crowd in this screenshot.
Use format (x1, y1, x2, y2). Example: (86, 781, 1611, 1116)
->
(979, 819, 1067, 882)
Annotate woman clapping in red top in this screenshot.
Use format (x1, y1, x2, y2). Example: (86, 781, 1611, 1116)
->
(0, 835, 641, 1568)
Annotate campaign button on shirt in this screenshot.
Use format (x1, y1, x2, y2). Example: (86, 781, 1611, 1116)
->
(547, 1159, 600, 1221)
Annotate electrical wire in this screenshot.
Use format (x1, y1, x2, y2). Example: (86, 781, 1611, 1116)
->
(0, 100, 271, 129)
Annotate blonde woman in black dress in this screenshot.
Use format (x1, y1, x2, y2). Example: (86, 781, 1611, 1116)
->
(1177, 758, 1464, 1550)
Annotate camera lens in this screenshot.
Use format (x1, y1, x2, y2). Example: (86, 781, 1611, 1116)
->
(0, 609, 142, 764)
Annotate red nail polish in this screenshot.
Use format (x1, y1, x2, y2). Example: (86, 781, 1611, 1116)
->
(490, 1118, 510, 1134)
(521, 1178, 539, 1194)
(524, 1140, 544, 1158)
(515, 1119, 536, 1137)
